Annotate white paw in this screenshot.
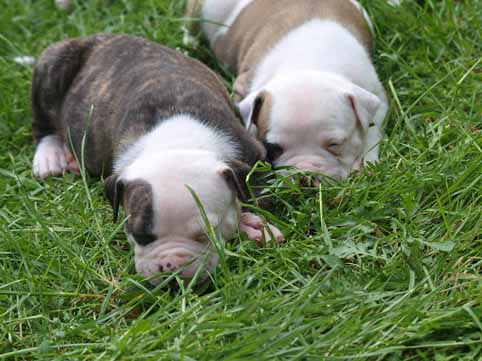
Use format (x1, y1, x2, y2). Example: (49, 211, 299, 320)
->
(387, 0, 401, 6)
(239, 212, 284, 246)
(182, 26, 199, 48)
(55, 0, 71, 10)
(364, 147, 379, 164)
(12, 56, 36, 66)
(33, 135, 67, 179)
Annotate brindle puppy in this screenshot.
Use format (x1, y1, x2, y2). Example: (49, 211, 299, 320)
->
(31, 34, 283, 284)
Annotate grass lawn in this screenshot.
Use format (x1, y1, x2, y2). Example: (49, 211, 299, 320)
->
(1, 0, 481, 359)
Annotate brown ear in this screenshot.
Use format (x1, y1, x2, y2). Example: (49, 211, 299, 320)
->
(238, 91, 268, 132)
(221, 161, 252, 203)
(347, 86, 381, 131)
(104, 174, 125, 223)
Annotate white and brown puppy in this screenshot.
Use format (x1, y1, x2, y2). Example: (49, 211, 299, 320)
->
(31, 34, 282, 284)
(185, 0, 391, 179)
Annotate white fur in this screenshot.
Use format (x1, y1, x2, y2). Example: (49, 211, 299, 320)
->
(13, 56, 36, 66)
(33, 135, 68, 178)
(243, 20, 388, 176)
(199, 1, 390, 177)
(115, 115, 241, 283)
(248, 71, 379, 179)
(114, 114, 239, 172)
(55, 0, 70, 10)
(250, 20, 381, 96)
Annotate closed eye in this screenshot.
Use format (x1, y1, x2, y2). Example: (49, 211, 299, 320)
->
(191, 230, 210, 243)
(326, 142, 343, 156)
(196, 234, 210, 243)
(132, 233, 156, 245)
(263, 141, 284, 162)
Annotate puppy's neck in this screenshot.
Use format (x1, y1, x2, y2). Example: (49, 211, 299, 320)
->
(113, 114, 239, 173)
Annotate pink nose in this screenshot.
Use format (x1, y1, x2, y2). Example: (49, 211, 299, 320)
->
(295, 161, 324, 172)
(159, 255, 194, 278)
(295, 161, 347, 180)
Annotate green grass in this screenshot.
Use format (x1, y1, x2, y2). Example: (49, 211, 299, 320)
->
(1, 0, 481, 359)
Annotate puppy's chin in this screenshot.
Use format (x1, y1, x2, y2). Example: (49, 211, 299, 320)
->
(134, 239, 219, 285)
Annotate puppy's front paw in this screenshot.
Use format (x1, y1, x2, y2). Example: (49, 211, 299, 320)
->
(33, 135, 67, 179)
(64, 149, 81, 175)
(239, 212, 284, 246)
(182, 27, 199, 48)
(55, 0, 71, 10)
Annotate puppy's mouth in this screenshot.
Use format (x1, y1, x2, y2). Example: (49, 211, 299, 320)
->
(134, 239, 219, 285)
(275, 152, 355, 180)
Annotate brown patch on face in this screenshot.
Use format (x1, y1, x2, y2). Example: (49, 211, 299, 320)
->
(255, 91, 273, 140)
(122, 180, 155, 245)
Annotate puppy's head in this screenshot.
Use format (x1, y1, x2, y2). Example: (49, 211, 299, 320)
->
(105, 152, 247, 285)
(239, 71, 381, 179)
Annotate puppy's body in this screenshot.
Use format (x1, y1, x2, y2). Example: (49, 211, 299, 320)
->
(204, 0, 372, 90)
(32, 34, 258, 175)
(31, 34, 278, 283)
(186, 0, 389, 178)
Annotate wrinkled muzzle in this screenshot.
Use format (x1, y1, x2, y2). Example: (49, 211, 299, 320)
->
(277, 155, 351, 181)
(134, 239, 219, 285)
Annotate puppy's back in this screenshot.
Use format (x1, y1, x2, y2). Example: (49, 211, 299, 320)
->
(32, 34, 260, 175)
(214, 0, 372, 75)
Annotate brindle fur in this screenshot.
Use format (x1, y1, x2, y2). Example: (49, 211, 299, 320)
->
(31, 33, 263, 177)
(122, 180, 154, 239)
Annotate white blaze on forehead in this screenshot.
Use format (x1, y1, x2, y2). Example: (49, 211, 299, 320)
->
(125, 152, 235, 235)
(114, 114, 239, 173)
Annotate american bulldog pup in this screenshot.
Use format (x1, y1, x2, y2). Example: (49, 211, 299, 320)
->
(31, 33, 283, 284)
(185, 0, 391, 179)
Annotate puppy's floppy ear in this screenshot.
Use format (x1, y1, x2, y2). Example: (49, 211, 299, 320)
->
(237, 91, 267, 131)
(219, 161, 252, 203)
(104, 174, 125, 223)
(347, 85, 381, 131)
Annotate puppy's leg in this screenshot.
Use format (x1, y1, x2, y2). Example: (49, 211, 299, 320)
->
(183, 0, 204, 47)
(239, 212, 284, 246)
(31, 35, 111, 178)
(232, 71, 250, 102)
(55, 0, 70, 10)
(33, 135, 68, 178)
(388, 0, 401, 6)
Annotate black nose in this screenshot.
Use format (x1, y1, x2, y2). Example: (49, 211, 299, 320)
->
(159, 263, 175, 273)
